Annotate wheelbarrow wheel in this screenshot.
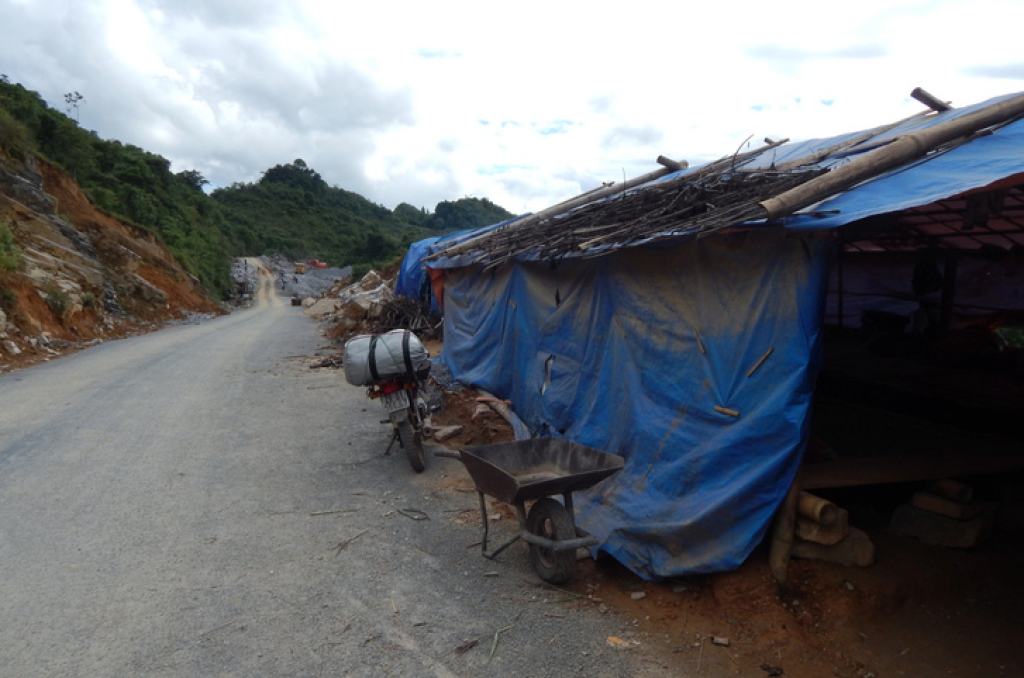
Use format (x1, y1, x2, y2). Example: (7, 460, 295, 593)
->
(527, 498, 576, 584)
(397, 420, 426, 473)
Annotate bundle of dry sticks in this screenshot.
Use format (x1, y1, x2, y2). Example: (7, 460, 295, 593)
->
(473, 167, 827, 269)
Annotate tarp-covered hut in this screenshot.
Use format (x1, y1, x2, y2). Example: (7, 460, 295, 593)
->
(412, 90, 1024, 580)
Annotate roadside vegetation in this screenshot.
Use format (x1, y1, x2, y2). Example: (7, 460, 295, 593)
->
(0, 217, 21, 272)
(0, 77, 514, 296)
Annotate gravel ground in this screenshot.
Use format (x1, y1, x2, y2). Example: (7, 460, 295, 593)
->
(0, 268, 673, 677)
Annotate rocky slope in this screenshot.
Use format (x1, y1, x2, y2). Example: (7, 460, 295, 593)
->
(0, 154, 220, 371)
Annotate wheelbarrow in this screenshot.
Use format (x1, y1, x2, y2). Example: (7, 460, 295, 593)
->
(455, 438, 624, 584)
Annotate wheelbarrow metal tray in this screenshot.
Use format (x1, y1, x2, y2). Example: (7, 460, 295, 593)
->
(459, 438, 624, 505)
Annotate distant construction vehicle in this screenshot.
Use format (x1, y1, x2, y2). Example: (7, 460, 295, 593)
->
(293, 262, 307, 274)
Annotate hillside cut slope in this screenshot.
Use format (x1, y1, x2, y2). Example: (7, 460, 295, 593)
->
(0, 154, 220, 371)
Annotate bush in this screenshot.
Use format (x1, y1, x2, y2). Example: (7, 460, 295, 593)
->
(44, 285, 70, 317)
(80, 291, 100, 311)
(0, 218, 22, 271)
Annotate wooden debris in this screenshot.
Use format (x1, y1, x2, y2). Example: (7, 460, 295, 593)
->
(309, 355, 343, 369)
(454, 638, 479, 655)
(333, 529, 367, 555)
(746, 347, 774, 377)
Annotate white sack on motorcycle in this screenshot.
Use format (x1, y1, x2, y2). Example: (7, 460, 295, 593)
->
(343, 330, 430, 386)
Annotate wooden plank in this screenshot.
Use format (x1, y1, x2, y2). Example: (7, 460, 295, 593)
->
(801, 447, 1024, 490)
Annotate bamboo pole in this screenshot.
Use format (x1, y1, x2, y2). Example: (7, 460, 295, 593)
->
(911, 87, 952, 113)
(771, 108, 934, 174)
(759, 91, 1024, 221)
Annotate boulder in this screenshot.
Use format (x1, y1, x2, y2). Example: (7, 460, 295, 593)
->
(303, 297, 343, 317)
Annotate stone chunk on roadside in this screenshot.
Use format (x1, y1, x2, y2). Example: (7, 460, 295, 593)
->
(431, 425, 463, 442)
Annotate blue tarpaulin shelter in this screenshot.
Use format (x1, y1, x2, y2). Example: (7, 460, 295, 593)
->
(410, 91, 1024, 580)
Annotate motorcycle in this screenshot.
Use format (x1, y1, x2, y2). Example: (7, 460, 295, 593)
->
(344, 329, 432, 473)
(367, 370, 430, 472)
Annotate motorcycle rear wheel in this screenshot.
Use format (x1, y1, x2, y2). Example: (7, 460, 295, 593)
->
(397, 419, 426, 473)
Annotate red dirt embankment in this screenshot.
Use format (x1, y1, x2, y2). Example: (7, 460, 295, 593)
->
(0, 158, 221, 372)
(36, 160, 218, 317)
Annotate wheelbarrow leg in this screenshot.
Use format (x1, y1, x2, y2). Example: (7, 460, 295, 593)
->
(478, 491, 523, 560)
(478, 491, 490, 554)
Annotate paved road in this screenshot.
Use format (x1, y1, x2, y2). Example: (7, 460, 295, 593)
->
(0, 269, 667, 677)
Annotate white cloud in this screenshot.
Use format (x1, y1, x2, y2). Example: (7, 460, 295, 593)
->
(2, 0, 1024, 215)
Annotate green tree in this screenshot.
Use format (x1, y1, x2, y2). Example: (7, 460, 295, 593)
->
(177, 169, 208, 192)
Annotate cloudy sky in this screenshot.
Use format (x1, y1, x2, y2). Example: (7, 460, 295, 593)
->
(2, 0, 1023, 215)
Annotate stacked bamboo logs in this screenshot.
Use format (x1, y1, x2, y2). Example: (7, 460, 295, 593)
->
(789, 491, 876, 568)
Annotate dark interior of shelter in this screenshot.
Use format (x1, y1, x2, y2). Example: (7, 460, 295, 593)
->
(803, 177, 1024, 552)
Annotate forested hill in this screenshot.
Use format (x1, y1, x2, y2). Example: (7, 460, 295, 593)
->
(211, 160, 514, 278)
(0, 78, 514, 297)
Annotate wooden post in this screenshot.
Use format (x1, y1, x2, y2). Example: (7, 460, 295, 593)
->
(837, 244, 845, 329)
(938, 252, 959, 338)
(768, 472, 802, 586)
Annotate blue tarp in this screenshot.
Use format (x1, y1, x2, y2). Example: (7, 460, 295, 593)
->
(438, 231, 833, 579)
(394, 216, 527, 310)
(396, 236, 445, 313)
(407, 91, 1024, 579)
